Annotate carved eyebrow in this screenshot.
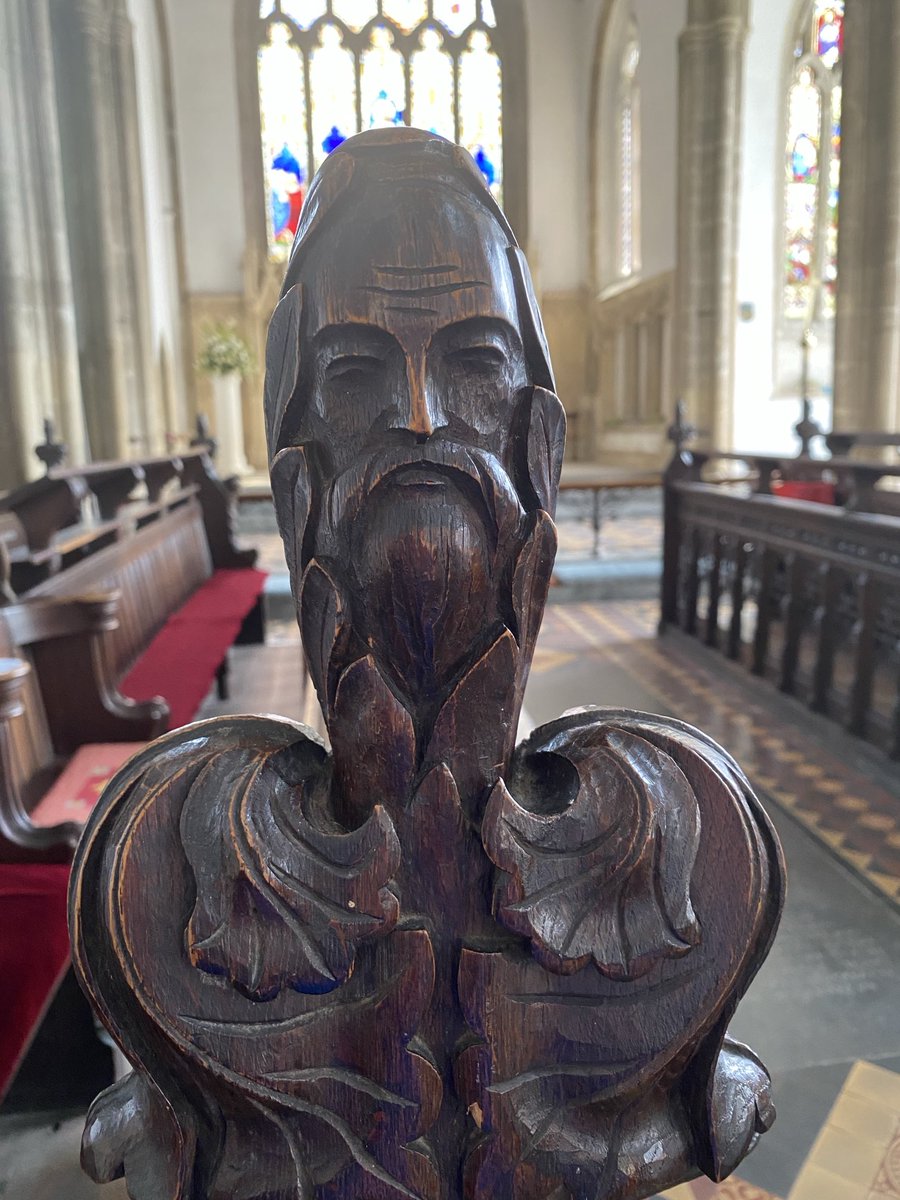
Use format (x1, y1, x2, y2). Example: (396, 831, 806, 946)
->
(359, 280, 489, 300)
(372, 264, 460, 276)
(437, 317, 523, 349)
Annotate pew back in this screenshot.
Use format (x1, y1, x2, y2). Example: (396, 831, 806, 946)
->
(28, 499, 212, 681)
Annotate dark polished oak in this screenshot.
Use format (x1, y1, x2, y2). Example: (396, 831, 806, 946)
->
(71, 129, 784, 1200)
(661, 426, 900, 758)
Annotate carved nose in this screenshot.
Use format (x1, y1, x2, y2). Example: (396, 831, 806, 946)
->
(392, 355, 444, 438)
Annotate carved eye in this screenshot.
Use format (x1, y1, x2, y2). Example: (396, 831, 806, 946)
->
(326, 354, 385, 386)
(446, 345, 507, 373)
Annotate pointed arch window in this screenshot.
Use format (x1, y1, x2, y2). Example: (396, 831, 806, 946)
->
(617, 25, 640, 280)
(591, 3, 641, 290)
(257, 0, 503, 261)
(782, 1, 843, 321)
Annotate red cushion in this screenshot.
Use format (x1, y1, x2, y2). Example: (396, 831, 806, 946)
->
(0, 864, 71, 1101)
(772, 480, 836, 505)
(30, 743, 145, 828)
(167, 568, 268, 625)
(121, 568, 267, 730)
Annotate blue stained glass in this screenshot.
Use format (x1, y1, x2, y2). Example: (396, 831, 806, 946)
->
(815, 3, 844, 70)
(322, 126, 348, 153)
(361, 26, 407, 127)
(370, 91, 404, 125)
(474, 147, 495, 186)
(259, 23, 308, 261)
(258, 0, 504, 259)
(310, 23, 357, 169)
(791, 133, 818, 181)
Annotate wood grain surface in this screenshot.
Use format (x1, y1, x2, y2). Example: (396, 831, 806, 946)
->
(70, 128, 784, 1200)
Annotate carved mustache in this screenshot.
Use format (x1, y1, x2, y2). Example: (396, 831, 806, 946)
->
(325, 440, 525, 546)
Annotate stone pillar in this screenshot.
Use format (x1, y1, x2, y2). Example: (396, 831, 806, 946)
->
(833, 1, 900, 435)
(111, 0, 165, 455)
(673, 0, 749, 448)
(0, 0, 86, 489)
(51, 0, 153, 461)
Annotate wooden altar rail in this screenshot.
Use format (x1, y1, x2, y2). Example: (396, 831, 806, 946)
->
(661, 450, 900, 758)
(825, 430, 900, 457)
(0, 450, 255, 596)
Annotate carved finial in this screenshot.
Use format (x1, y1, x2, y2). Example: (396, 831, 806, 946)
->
(667, 398, 697, 453)
(190, 412, 217, 459)
(70, 129, 783, 1200)
(34, 418, 66, 474)
(794, 397, 824, 457)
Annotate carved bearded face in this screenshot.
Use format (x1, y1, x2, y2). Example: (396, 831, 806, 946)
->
(265, 131, 563, 751)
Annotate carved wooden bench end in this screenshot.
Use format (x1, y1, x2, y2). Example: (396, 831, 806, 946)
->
(70, 128, 784, 1200)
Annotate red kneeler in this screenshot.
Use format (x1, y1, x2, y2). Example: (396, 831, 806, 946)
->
(0, 567, 268, 1100)
(0, 864, 71, 1103)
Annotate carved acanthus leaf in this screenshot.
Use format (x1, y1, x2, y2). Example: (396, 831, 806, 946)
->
(264, 283, 304, 459)
(299, 557, 348, 714)
(329, 654, 418, 824)
(511, 510, 558, 671)
(180, 741, 400, 999)
(427, 629, 519, 817)
(525, 387, 566, 518)
(270, 442, 311, 583)
(484, 722, 701, 980)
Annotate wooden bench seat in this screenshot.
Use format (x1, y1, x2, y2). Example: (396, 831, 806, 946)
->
(0, 598, 164, 860)
(119, 566, 268, 729)
(26, 498, 267, 743)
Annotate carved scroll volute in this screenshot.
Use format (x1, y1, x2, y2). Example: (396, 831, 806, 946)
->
(70, 128, 783, 1200)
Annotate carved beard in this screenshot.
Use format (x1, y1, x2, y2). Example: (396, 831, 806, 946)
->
(348, 466, 509, 712)
(270, 386, 563, 823)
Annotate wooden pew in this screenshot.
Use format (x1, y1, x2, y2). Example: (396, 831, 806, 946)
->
(0, 448, 256, 596)
(26, 495, 265, 722)
(0, 593, 162, 862)
(0, 598, 146, 1100)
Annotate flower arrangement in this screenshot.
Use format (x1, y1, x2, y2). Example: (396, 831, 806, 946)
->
(196, 323, 255, 377)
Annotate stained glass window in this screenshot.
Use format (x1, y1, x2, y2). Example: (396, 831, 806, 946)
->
(782, 2, 843, 319)
(459, 30, 502, 200)
(433, 0, 476, 38)
(280, 0, 326, 29)
(382, 0, 427, 31)
(257, 0, 504, 261)
(332, 0, 377, 31)
(258, 23, 309, 255)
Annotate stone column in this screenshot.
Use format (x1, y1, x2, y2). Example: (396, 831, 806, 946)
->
(673, 0, 749, 448)
(51, 0, 143, 461)
(0, 0, 86, 489)
(833, 1, 900, 435)
(111, 0, 165, 455)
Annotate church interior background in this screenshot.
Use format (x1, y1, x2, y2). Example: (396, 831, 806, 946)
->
(1, 2, 900, 1199)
